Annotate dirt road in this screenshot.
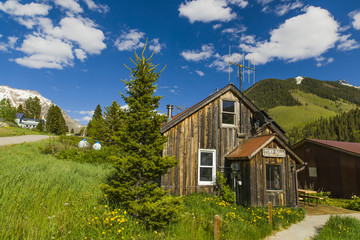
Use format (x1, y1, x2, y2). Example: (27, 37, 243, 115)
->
(0, 135, 50, 146)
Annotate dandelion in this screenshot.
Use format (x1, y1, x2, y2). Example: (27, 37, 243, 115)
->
(105, 205, 108, 208)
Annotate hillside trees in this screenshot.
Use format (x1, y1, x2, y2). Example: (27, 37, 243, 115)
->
(102, 101, 125, 145)
(288, 108, 360, 145)
(46, 105, 68, 135)
(101, 45, 180, 228)
(24, 97, 41, 119)
(0, 98, 16, 122)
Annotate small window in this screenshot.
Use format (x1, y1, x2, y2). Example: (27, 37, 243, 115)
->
(309, 167, 317, 177)
(198, 149, 216, 185)
(222, 100, 236, 126)
(266, 164, 282, 190)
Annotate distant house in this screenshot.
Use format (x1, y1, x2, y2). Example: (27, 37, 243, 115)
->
(161, 84, 304, 207)
(15, 113, 44, 129)
(292, 139, 360, 198)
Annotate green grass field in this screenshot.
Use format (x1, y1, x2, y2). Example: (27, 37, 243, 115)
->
(0, 140, 305, 239)
(0, 126, 47, 137)
(268, 90, 358, 131)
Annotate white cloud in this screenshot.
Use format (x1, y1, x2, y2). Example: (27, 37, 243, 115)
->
(78, 110, 94, 115)
(213, 23, 222, 30)
(222, 25, 246, 39)
(242, 6, 339, 65)
(349, 10, 360, 30)
(149, 38, 165, 53)
(209, 53, 239, 72)
(240, 34, 256, 45)
(315, 57, 334, 67)
(53, 0, 83, 13)
(48, 17, 106, 54)
(75, 48, 87, 61)
(179, 0, 236, 23)
(228, 0, 248, 8)
(180, 44, 214, 61)
(0, 0, 51, 16)
(14, 34, 74, 69)
(115, 29, 145, 51)
(274, 1, 303, 16)
(195, 70, 205, 76)
(83, 0, 109, 13)
(337, 34, 360, 51)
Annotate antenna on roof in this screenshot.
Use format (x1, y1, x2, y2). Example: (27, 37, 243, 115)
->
(228, 46, 256, 91)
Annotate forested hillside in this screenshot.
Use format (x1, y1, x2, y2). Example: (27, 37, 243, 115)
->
(287, 108, 360, 145)
(244, 77, 360, 110)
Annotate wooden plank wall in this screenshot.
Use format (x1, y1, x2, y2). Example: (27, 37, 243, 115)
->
(161, 90, 274, 196)
(250, 141, 297, 207)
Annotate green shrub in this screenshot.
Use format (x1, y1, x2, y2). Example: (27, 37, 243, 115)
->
(216, 171, 236, 203)
(346, 195, 360, 211)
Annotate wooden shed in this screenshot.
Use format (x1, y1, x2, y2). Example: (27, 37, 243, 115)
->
(292, 139, 360, 198)
(161, 83, 304, 207)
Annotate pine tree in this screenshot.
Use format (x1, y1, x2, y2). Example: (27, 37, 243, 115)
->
(0, 98, 16, 122)
(86, 104, 105, 140)
(17, 104, 24, 114)
(101, 44, 180, 228)
(36, 119, 44, 132)
(46, 105, 67, 135)
(103, 101, 124, 145)
(24, 97, 41, 119)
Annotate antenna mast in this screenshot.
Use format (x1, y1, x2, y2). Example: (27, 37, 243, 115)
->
(228, 48, 256, 91)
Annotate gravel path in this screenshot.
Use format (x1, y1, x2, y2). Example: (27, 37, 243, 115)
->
(265, 212, 360, 240)
(0, 135, 50, 146)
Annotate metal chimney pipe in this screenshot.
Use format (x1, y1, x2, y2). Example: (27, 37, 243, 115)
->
(166, 105, 174, 121)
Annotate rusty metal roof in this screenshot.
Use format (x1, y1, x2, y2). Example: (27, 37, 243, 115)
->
(226, 134, 275, 160)
(307, 139, 360, 156)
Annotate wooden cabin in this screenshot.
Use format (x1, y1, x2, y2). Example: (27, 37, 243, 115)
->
(293, 139, 360, 198)
(160, 84, 304, 207)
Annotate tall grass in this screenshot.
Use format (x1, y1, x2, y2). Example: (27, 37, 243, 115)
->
(313, 215, 360, 240)
(0, 142, 113, 239)
(0, 126, 46, 137)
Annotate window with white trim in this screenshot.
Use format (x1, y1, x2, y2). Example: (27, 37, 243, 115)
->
(198, 149, 216, 185)
(222, 100, 236, 126)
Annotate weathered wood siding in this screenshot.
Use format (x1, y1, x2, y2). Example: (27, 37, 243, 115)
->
(161, 90, 275, 195)
(249, 141, 298, 207)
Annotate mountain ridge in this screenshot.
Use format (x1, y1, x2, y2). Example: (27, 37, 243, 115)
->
(0, 85, 83, 132)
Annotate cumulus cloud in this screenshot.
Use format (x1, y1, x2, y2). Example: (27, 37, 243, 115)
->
(75, 48, 87, 61)
(179, 0, 236, 23)
(0, 0, 51, 16)
(349, 10, 360, 30)
(53, 0, 83, 13)
(180, 44, 214, 61)
(14, 34, 74, 69)
(115, 29, 145, 51)
(337, 34, 360, 51)
(222, 25, 246, 39)
(195, 70, 205, 76)
(212, 23, 222, 30)
(241, 6, 339, 65)
(209, 53, 239, 72)
(149, 38, 165, 53)
(228, 0, 248, 8)
(315, 57, 334, 67)
(83, 0, 109, 13)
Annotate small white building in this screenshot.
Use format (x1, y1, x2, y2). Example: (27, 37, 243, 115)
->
(15, 113, 44, 129)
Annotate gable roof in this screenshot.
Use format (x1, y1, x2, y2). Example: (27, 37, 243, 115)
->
(161, 83, 288, 141)
(226, 134, 304, 164)
(293, 139, 360, 157)
(16, 113, 25, 119)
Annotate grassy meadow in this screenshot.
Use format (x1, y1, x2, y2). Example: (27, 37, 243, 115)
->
(0, 139, 305, 239)
(0, 126, 46, 137)
(313, 215, 360, 240)
(268, 90, 358, 131)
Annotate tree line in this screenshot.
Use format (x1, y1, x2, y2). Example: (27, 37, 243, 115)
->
(0, 96, 68, 134)
(287, 108, 360, 145)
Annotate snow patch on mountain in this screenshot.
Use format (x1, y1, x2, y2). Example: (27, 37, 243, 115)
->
(295, 76, 304, 85)
(0, 85, 82, 132)
(337, 80, 360, 89)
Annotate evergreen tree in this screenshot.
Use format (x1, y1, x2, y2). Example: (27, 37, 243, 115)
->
(36, 119, 44, 132)
(24, 97, 41, 119)
(103, 101, 125, 145)
(17, 104, 24, 114)
(101, 45, 180, 228)
(0, 98, 16, 122)
(46, 105, 67, 135)
(86, 104, 105, 140)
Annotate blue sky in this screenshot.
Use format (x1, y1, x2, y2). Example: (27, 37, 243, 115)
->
(0, 0, 360, 124)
